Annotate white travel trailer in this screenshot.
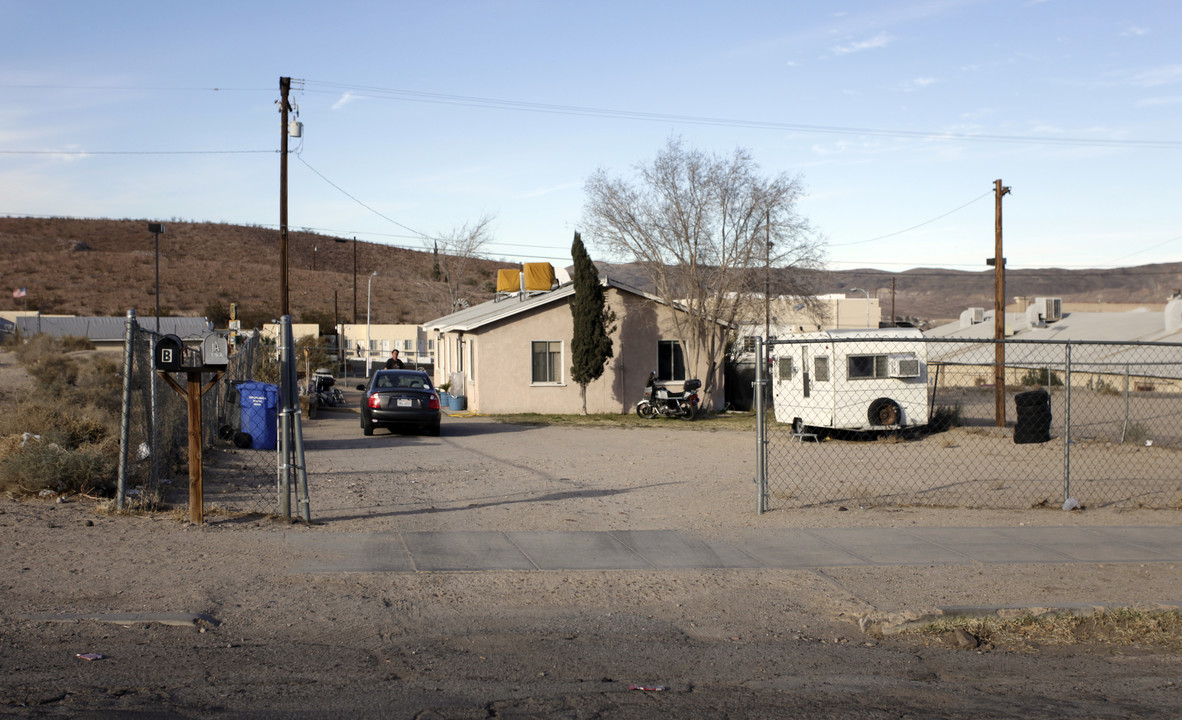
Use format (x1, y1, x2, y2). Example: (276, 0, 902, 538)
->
(771, 328, 929, 433)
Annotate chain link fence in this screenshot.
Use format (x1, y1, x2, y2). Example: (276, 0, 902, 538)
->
(758, 335, 1182, 511)
(121, 316, 282, 516)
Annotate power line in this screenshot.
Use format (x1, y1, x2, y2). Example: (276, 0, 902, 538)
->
(7, 78, 1180, 149)
(0, 84, 268, 92)
(823, 263, 1182, 277)
(827, 191, 993, 248)
(302, 80, 1182, 150)
(294, 154, 433, 240)
(0, 149, 274, 155)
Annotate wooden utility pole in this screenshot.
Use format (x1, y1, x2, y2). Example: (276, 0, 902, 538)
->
(890, 277, 896, 327)
(279, 76, 291, 317)
(993, 179, 1011, 427)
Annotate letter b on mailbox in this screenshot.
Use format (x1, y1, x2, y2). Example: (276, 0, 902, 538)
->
(153, 335, 184, 372)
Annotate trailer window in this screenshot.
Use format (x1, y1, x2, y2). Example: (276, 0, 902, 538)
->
(778, 357, 793, 380)
(814, 356, 830, 382)
(848, 354, 889, 379)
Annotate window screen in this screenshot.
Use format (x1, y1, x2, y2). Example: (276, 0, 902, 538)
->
(531, 341, 562, 383)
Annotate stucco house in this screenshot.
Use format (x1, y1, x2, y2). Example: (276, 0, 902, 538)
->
(425, 275, 727, 415)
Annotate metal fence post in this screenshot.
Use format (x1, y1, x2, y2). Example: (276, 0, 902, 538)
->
(755, 336, 767, 514)
(1064, 341, 1073, 502)
(116, 309, 136, 511)
(1121, 362, 1130, 444)
(278, 316, 293, 518)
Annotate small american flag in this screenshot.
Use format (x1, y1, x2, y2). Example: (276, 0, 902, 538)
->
(12, 287, 26, 299)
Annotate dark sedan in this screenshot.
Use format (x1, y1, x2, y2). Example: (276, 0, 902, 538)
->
(357, 370, 441, 436)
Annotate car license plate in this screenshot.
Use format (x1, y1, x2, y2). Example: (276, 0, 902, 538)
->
(397, 398, 413, 408)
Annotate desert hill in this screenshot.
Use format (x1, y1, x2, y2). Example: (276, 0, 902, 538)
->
(1, 216, 506, 328)
(3, 217, 1180, 328)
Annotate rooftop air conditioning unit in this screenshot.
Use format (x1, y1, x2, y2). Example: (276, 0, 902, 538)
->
(888, 354, 921, 378)
(1036, 297, 1062, 323)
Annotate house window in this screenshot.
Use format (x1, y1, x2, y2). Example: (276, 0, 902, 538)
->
(848, 354, 889, 379)
(531, 341, 562, 384)
(657, 340, 686, 381)
(741, 336, 757, 354)
(814, 356, 830, 382)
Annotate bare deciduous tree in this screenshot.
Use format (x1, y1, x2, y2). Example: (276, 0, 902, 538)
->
(418, 214, 496, 317)
(583, 137, 824, 404)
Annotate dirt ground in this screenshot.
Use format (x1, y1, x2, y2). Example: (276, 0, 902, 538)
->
(1, 352, 1181, 718)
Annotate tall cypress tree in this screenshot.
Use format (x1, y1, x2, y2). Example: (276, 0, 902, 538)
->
(569, 232, 616, 414)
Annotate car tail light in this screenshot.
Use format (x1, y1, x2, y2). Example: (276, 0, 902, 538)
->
(368, 394, 382, 409)
(427, 395, 440, 410)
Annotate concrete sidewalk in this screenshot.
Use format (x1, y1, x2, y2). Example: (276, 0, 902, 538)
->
(288, 525, 1182, 574)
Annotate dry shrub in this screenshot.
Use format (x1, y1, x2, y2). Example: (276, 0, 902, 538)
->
(0, 438, 115, 495)
(13, 333, 61, 364)
(0, 400, 113, 449)
(913, 609, 1182, 651)
(0, 338, 123, 497)
(27, 353, 79, 392)
(60, 335, 95, 352)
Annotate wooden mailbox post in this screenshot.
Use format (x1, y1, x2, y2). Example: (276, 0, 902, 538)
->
(154, 334, 228, 525)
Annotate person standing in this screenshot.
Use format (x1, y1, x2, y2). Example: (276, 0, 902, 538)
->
(385, 349, 405, 369)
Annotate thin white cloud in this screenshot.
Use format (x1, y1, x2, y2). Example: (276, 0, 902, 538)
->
(830, 32, 891, 55)
(1130, 65, 1182, 87)
(1121, 26, 1149, 37)
(331, 92, 363, 110)
(903, 76, 938, 91)
(514, 181, 581, 200)
(1136, 95, 1182, 107)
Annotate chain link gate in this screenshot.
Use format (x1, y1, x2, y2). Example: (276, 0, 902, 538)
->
(119, 312, 292, 516)
(756, 335, 1182, 512)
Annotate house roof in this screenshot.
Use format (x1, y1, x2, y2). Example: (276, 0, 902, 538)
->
(926, 302, 1182, 379)
(425, 277, 670, 334)
(928, 308, 1176, 343)
(15, 315, 213, 342)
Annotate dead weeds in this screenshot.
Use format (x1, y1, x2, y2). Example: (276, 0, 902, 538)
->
(910, 608, 1182, 652)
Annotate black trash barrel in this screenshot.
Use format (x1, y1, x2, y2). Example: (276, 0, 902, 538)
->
(1014, 389, 1051, 444)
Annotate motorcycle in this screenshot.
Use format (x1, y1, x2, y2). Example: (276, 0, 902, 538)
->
(636, 371, 701, 420)
(306, 368, 345, 408)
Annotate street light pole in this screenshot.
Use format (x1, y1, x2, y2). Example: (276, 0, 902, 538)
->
(850, 287, 870, 328)
(148, 223, 165, 331)
(365, 271, 378, 376)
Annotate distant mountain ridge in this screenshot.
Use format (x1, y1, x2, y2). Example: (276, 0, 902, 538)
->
(3, 217, 1180, 327)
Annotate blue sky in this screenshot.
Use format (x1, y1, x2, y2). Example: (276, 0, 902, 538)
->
(2, 0, 1179, 274)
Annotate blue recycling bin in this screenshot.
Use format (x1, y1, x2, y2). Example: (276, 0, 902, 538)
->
(237, 381, 279, 450)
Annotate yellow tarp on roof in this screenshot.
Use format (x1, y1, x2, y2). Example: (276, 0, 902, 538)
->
(496, 269, 520, 293)
(523, 263, 556, 291)
(496, 263, 556, 293)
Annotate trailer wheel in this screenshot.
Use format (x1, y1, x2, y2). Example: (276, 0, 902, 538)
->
(791, 417, 804, 434)
(868, 398, 901, 426)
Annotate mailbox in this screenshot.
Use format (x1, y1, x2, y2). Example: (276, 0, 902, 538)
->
(153, 335, 184, 372)
(202, 334, 229, 368)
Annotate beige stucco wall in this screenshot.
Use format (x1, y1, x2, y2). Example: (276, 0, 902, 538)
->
(434, 288, 726, 415)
